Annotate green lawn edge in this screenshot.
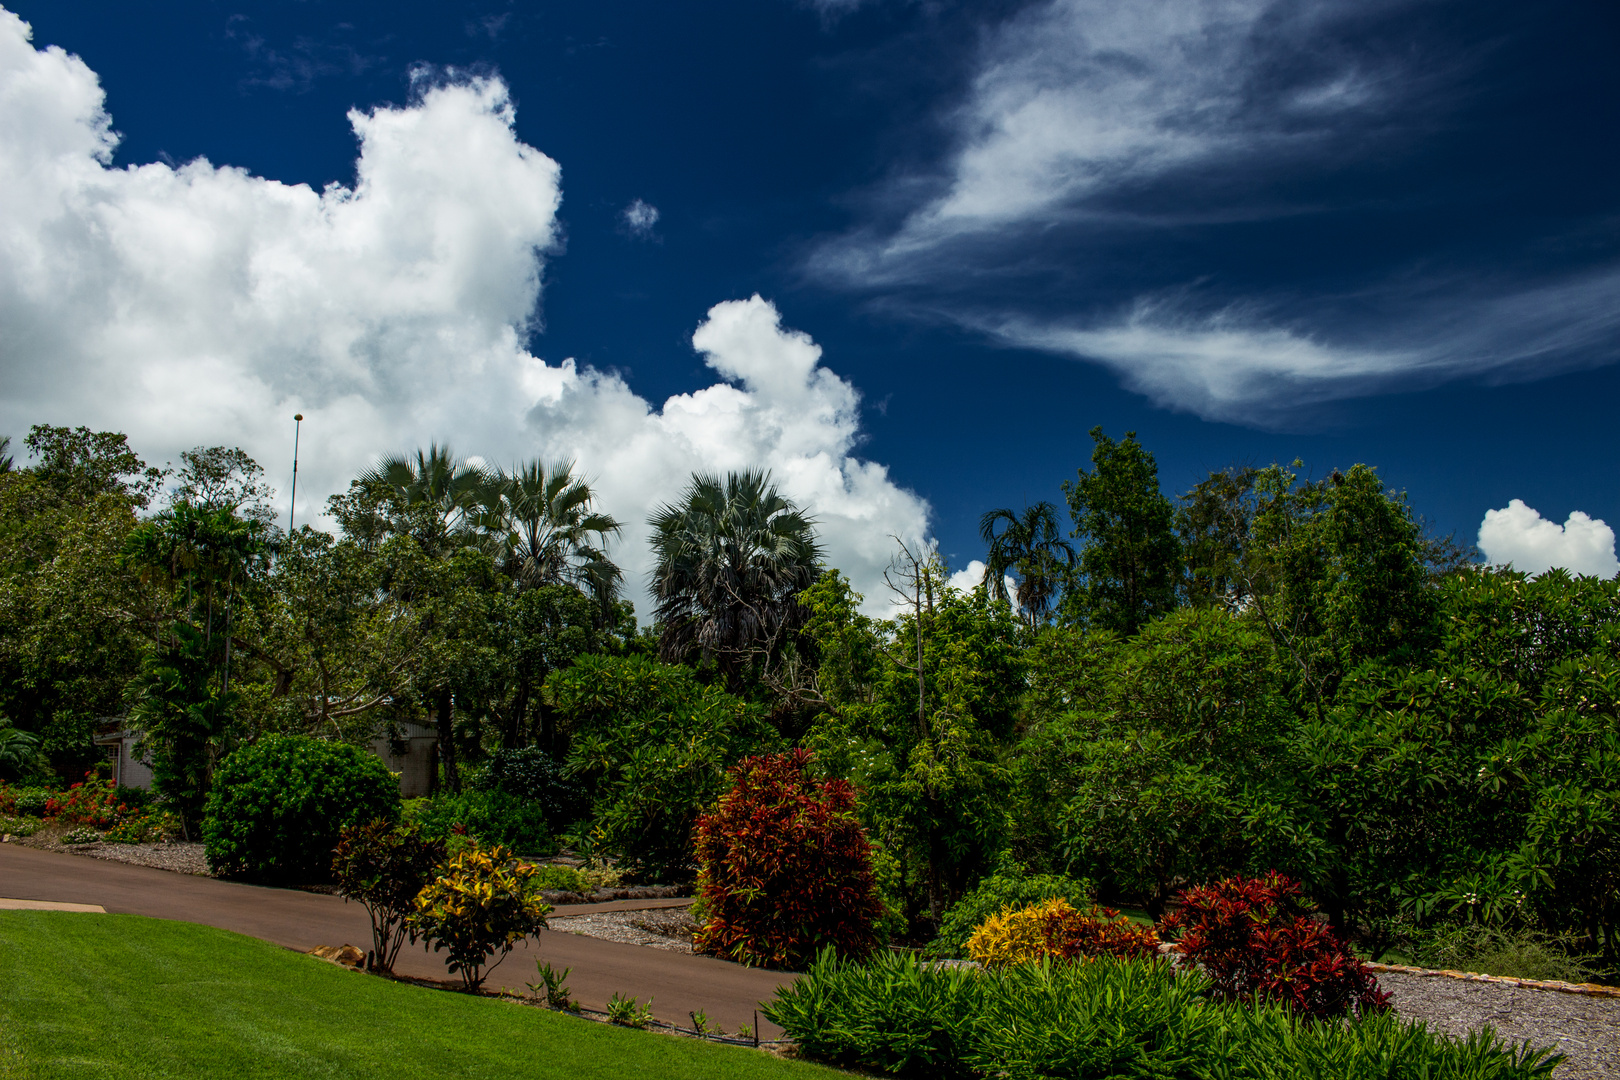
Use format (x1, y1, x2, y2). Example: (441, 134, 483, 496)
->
(0, 912, 842, 1080)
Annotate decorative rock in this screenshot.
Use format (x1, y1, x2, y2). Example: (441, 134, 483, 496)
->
(308, 944, 366, 968)
(1362, 960, 1620, 998)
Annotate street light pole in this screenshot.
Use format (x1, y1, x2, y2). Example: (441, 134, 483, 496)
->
(289, 413, 303, 534)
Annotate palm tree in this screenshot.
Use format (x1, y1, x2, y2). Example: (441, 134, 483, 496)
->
(480, 459, 624, 614)
(358, 443, 487, 554)
(979, 501, 1075, 626)
(649, 470, 823, 683)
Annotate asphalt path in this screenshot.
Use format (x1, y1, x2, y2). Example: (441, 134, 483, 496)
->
(0, 844, 793, 1036)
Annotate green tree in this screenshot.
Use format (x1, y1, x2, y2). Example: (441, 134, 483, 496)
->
(550, 654, 777, 880)
(804, 554, 1025, 928)
(477, 459, 623, 616)
(121, 502, 273, 832)
(649, 470, 823, 687)
(170, 446, 278, 525)
(979, 502, 1075, 626)
(23, 425, 165, 509)
(1061, 427, 1181, 635)
(0, 437, 154, 776)
(356, 444, 486, 556)
(1014, 608, 1317, 916)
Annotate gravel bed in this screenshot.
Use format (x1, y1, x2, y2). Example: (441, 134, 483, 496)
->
(1378, 970, 1619, 1080)
(546, 905, 698, 953)
(8, 832, 212, 876)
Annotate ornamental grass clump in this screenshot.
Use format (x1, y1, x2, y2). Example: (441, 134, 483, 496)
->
(331, 821, 447, 974)
(693, 748, 884, 969)
(1158, 870, 1390, 1020)
(966, 897, 1160, 967)
(763, 948, 982, 1078)
(410, 843, 551, 991)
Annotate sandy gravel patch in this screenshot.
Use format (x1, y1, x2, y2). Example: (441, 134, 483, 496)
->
(546, 905, 698, 953)
(1378, 969, 1618, 1080)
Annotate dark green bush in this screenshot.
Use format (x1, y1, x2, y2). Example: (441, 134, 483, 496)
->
(403, 789, 551, 855)
(469, 747, 587, 827)
(929, 868, 1095, 958)
(202, 734, 400, 883)
(769, 953, 1566, 1080)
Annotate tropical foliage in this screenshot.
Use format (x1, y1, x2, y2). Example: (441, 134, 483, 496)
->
(693, 749, 884, 968)
(1, 416, 1615, 987)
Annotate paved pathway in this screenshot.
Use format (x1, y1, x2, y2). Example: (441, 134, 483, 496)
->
(0, 844, 792, 1036)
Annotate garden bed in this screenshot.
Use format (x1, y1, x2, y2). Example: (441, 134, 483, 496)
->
(5, 824, 210, 875)
(547, 904, 699, 952)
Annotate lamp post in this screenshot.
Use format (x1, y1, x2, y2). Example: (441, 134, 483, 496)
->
(288, 413, 303, 533)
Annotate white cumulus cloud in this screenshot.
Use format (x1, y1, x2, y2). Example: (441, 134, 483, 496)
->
(1477, 500, 1620, 579)
(620, 197, 659, 238)
(946, 559, 1017, 601)
(0, 8, 929, 614)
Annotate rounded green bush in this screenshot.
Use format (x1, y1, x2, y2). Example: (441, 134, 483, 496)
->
(203, 734, 400, 883)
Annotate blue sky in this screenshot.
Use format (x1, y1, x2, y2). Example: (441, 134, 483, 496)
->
(3, 0, 1617, 605)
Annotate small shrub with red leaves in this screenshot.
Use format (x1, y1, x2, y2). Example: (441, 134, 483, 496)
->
(693, 749, 884, 969)
(45, 774, 128, 829)
(1157, 871, 1390, 1020)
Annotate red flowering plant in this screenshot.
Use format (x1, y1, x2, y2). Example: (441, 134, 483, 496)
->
(693, 749, 885, 970)
(45, 773, 129, 829)
(1156, 871, 1390, 1020)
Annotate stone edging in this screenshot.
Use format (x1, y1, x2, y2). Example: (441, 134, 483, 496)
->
(1155, 942, 1618, 998)
(1361, 961, 1620, 999)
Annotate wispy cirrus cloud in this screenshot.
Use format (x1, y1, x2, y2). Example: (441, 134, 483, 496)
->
(810, 0, 1620, 423)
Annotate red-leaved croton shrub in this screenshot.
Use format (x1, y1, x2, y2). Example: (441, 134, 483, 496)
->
(693, 749, 884, 970)
(1156, 871, 1390, 1020)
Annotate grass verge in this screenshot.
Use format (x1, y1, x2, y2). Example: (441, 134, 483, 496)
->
(0, 912, 839, 1080)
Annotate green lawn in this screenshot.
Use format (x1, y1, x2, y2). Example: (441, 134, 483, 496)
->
(0, 912, 841, 1080)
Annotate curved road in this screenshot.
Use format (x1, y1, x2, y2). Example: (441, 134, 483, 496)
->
(0, 844, 793, 1037)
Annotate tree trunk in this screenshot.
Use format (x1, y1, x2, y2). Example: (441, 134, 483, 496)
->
(506, 677, 531, 750)
(435, 687, 459, 794)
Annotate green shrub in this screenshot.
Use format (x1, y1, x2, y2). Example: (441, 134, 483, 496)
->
(605, 991, 654, 1028)
(1204, 1003, 1565, 1080)
(551, 654, 778, 882)
(968, 958, 1216, 1080)
(103, 808, 181, 844)
(470, 748, 587, 827)
(1396, 921, 1603, 985)
(770, 952, 1566, 1080)
(531, 864, 593, 893)
(6, 787, 53, 817)
(930, 868, 1095, 958)
(402, 789, 551, 855)
(763, 949, 982, 1078)
(693, 749, 884, 969)
(0, 814, 42, 837)
(202, 734, 400, 883)
(410, 844, 551, 990)
(331, 821, 447, 973)
(60, 825, 101, 844)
